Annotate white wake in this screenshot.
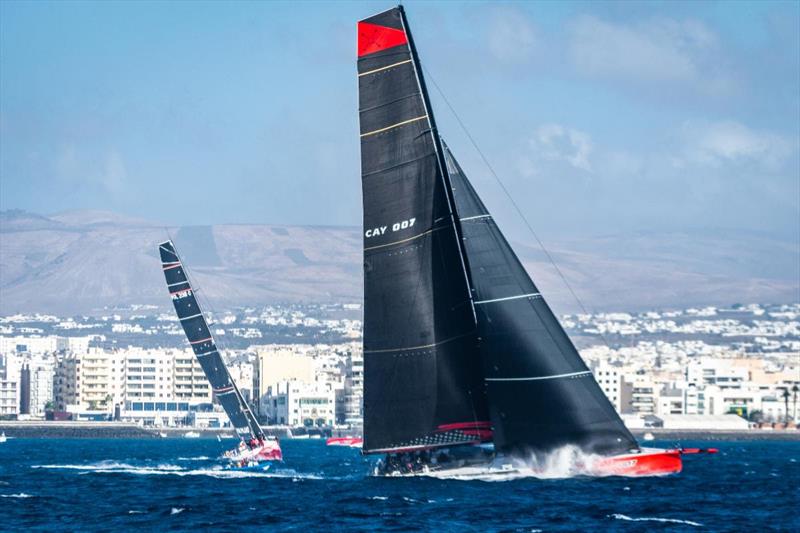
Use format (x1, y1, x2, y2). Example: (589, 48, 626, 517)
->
(31, 461, 324, 480)
(418, 445, 610, 481)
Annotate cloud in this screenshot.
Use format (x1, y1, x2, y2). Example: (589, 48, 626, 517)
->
(528, 123, 593, 172)
(568, 15, 731, 93)
(487, 7, 538, 64)
(680, 120, 794, 169)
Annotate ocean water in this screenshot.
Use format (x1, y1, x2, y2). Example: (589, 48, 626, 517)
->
(0, 438, 797, 531)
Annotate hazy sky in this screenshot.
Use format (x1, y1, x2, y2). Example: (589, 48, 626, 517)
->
(1, 0, 798, 241)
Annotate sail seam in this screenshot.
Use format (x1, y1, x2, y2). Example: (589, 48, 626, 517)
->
(485, 370, 591, 382)
(362, 153, 434, 177)
(363, 224, 448, 251)
(460, 214, 491, 222)
(359, 93, 421, 114)
(364, 332, 472, 354)
(179, 313, 203, 321)
(360, 115, 427, 137)
(167, 280, 189, 288)
(358, 59, 413, 77)
(474, 292, 541, 305)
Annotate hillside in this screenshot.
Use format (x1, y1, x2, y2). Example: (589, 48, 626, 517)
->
(0, 209, 796, 315)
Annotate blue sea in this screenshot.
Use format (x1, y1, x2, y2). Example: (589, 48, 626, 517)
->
(0, 438, 797, 531)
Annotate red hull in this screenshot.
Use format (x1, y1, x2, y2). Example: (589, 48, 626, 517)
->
(591, 448, 683, 476)
(326, 437, 363, 448)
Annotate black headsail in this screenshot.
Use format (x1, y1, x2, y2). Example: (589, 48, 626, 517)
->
(158, 240, 263, 440)
(443, 143, 638, 456)
(357, 6, 490, 453)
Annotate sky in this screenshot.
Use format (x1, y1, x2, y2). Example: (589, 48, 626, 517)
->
(1, 0, 798, 242)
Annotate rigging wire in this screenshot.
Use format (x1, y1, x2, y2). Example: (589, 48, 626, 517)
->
(421, 66, 615, 351)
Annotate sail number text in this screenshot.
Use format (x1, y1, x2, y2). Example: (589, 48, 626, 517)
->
(365, 218, 416, 239)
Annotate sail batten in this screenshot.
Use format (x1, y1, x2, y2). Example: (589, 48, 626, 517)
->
(158, 240, 264, 440)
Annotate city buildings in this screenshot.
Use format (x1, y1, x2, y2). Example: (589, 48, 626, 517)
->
(0, 302, 797, 430)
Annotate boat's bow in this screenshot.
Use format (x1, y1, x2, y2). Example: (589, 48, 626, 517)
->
(590, 447, 718, 477)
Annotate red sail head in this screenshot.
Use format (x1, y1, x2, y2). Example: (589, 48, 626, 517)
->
(357, 21, 407, 57)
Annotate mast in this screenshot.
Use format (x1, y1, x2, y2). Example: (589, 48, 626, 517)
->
(357, 6, 490, 454)
(443, 143, 638, 456)
(397, 6, 477, 325)
(158, 240, 264, 440)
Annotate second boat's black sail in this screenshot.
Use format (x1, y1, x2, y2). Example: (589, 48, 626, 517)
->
(443, 143, 638, 456)
(158, 240, 263, 440)
(357, 6, 490, 453)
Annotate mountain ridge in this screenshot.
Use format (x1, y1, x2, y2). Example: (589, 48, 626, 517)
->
(0, 209, 796, 315)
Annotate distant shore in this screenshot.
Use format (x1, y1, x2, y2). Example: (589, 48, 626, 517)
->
(1, 421, 798, 441)
(631, 428, 800, 441)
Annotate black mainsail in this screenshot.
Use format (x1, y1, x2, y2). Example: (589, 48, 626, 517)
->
(158, 240, 264, 440)
(358, 6, 490, 453)
(357, 6, 637, 459)
(444, 144, 637, 455)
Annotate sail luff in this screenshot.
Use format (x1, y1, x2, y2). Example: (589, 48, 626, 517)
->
(158, 240, 264, 440)
(357, 6, 490, 454)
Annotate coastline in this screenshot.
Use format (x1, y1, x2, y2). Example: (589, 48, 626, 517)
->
(1, 421, 798, 441)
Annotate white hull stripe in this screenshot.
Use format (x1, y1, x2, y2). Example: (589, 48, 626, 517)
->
(180, 313, 203, 322)
(360, 115, 427, 138)
(460, 214, 492, 222)
(485, 370, 591, 382)
(359, 59, 412, 77)
(474, 292, 541, 305)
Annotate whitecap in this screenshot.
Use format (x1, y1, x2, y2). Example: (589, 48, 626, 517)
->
(176, 456, 210, 461)
(370, 496, 388, 501)
(170, 507, 185, 515)
(128, 510, 145, 515)
(1, 493, 33, 498)
(610, 513, 702, 527)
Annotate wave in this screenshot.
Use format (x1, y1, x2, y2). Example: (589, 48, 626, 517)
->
(610, 514, 703, 527)
(176, 456, 211, 461)
(31, 462, 324, 480)
(33, 462, 182, 472)
(1, 493, 33, 498)
(170, 508, 185, 515)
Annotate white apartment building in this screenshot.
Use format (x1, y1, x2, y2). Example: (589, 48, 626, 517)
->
(262, 380, 335, 427)
(254, 347, 315, 411)
(55, 348, 212, 423)
(20, 358, 56, 417)
(343, 348, 363, 427)
(686, 358, 748, 389)
(591, 362, 631, 413)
